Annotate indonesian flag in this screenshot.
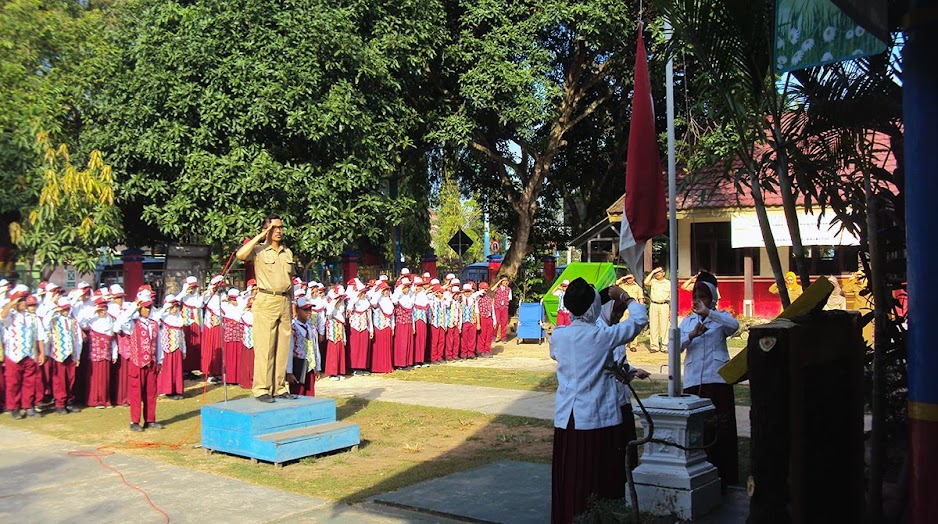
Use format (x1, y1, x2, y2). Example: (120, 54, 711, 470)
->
(619, 23, 667, 282)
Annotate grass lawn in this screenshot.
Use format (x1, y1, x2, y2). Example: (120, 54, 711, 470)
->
(392, 365, 751, 405)
(0, 382, 553, 503)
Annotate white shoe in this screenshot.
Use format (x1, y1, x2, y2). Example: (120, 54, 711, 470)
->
(329, 376, 340, 381)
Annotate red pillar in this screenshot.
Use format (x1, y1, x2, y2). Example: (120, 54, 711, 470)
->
(487, 254, 503, 283)
(340, 252, 359, 283)
(421, 253, 438, 280)
(122, 248, 144, 296)
(542, 255, 556, 283)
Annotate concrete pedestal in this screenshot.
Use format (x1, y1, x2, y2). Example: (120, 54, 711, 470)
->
(631, 394, 722, 520)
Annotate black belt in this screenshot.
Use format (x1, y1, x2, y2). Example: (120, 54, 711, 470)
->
(651, 300, 670, 304)
(257, 288, 291, 297)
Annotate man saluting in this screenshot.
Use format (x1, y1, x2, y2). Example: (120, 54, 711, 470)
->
(236, 216, 297, 403)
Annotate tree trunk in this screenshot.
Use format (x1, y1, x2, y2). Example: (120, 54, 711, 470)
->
(497, 206, 535, 281)
(772, 122, 812, 289)
(745, 157, 791, 309)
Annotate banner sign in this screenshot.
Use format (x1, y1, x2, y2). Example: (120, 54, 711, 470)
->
(775, 0, 887, 73)
(731, 210, 860, 248)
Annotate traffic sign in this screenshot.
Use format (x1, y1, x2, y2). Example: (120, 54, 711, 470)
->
(448, 230, 474, 257)
(490, 240, 500, 253)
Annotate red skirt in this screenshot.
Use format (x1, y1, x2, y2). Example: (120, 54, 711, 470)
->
(223, 340, 241, 384)
(111, 356, 129, 406)
(182, 324, 201, 372)
(289, 357, 316, 397)
(86, 359, 112, 407)
(158, 350, 185, 395)
(200, 324, 222, 376)
(551, 414, 625, 524)
(393, 323, 413, 368)
(413, 320, 428, 364)
(348, 329, 371, 370)
(238, 346, 254, 389)
(370, 328, 393, 373)
(325, 340, 347, 376)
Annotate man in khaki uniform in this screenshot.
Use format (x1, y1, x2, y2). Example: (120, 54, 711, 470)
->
(236, 216, 296, 403)
(643, 267, 671, 353)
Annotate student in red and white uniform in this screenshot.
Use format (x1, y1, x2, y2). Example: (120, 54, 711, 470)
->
(392, 278, 415, 370)
(177, 276, 203, 375)
(221, 288, 243, 385)
(324, 285, 348, 380)
(69, 281, 94, 403)
(2, 286, 45, 419)
(553, 280, 571, 327)
(287, 296, 320, 396)
(459, 283, 479, 359)
(108, 284, 134, 407)
(200, 275, 225, 383)
(493, 276, 512, 342)
(347, 284, 373, 376)
(428, 284, 445, 364)
(80, 296, 120, 408)
(412, 277, 430, 367)
(238, 297, 255, 390)
(157, 294, 186, 399)
(25, 294, 52, 409)
(124, 292, 164, 432)
(444, 284, 461, 361)
(369, 281, 394, 373)
(44, 298, 84, 414)
(475, 282, 497, 358)
(307, 282, 327, 362)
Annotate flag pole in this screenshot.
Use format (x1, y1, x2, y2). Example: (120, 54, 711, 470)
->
(665, 19, 681, 397)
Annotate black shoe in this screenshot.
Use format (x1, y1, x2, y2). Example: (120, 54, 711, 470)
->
(256, 394, 275, 403)
(66, 405, 82, 413)
(56, 407, 68, 415)
(171, 394, 184, 400)
(11, 409, 24, 420)
(25, 408, 40, 419)
(130, 423, 144, 432)
(146, 422, 164, 430)
(276, 393, 298, 400)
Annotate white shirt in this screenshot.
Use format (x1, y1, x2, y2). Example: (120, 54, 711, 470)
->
(679, 309, 739, 389)
(549, 297, 648, 430)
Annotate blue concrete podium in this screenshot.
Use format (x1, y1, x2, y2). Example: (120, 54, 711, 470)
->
(201, 396, 360, 466)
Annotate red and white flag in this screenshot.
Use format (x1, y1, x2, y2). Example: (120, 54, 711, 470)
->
(619, 23, 667, 282)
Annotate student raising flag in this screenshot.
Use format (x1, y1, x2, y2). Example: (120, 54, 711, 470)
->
(619, 22, 667, 283)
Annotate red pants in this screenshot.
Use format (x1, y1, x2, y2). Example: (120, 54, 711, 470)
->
(429, 326, 444, 362)
(444, 327, 460, 360)
(495, 306, 509, 341)
(478, 319, 494, 355)
(35, 358, 51, 404)
(128, 362, 158, 425)
(349, 329, 371, 370)
(52, 359, 77, 408)
(556, 310, 571, 326)
(86, 359, 112, 407)
(4, 357, 38, 411)
(460, 322, 477, 358)
(414, 320, 428, 364)
(158, 350, 185, 395)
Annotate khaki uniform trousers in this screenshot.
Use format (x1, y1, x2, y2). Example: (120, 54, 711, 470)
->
(251, 293, 292, 397)
(649, 302, 670, 351)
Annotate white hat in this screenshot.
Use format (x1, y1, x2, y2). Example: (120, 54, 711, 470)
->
(10, 284, 29, 299)
(163, 294, 178, 305)
(430, 278, 440, 285)
(0, 279, 9, 288)
(445, 273, 455, 281)
(109, 284, 125, 297)
(293, 288, 305, 298)
(296, 296, 313, 310)
(413, 276, 424, 285)
(210, 275, 225, 286)
(450, 285, 460, 293)
(136, 290, 153, 302)
(379, 274, 389, 281)
(55, 297, 71, 310)
(227, 288, 239, 298)
(77, 281, 90, 290)
(561, 279, 570, 286)
(451, 278, 461, 285)
(400, 268, 410, 275)
(185, 276, 198, 286)
(47, 283, 61, 292)
(399, 277, 411, 286)
(422, 272, 431, 279)
(462, 283, 473, 291)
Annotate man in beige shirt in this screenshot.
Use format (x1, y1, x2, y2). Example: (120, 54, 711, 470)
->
(236, 216, 296, 403)
(643, 267, 671, 353)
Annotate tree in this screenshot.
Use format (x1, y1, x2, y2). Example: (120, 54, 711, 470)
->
(430, 173, 484, 268)
(430, 0, 640, 280)
(90, 0, 446, 262)
(12, 132, 122, 276)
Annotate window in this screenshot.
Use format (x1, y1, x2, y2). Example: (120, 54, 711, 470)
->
(691, 222, 760, 276)
(790, 245, 859, 275)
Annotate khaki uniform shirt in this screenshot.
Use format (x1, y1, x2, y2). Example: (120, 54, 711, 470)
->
(648, 279, 671, 304)
(246, 242, 295, 294)
(620, 282, 644, 303)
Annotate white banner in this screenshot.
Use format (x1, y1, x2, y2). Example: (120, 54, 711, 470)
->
(731, 210, 859, 248)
